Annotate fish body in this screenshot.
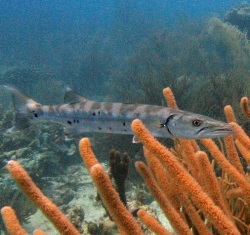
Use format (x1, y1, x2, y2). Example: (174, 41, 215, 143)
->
(4, 86, 235, 139)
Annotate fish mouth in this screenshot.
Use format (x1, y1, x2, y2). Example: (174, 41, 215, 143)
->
(197, 124, 235, 138)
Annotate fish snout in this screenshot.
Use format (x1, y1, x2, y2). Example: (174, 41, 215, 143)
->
(209, 123, 236, 137)
(197, 123, 236, 138)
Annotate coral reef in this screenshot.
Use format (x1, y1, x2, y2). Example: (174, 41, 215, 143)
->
(208, 17, 250, 69)
(106, 18, 249, 148)
(66, 206, 85, 233)
(6, 160, 80, 235)
(87, 220, 118, 235)
(80, 87, 250, 234)
(225, 1, 250, 36)
(1, 87, 249, 235)
(0, 106, 83, 233)
(79, 138, 144, 234)
(107, 20, 211, 105)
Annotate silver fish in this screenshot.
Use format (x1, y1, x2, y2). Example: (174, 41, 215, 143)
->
(4, 86, 235, 140)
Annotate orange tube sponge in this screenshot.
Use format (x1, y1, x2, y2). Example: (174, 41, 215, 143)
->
(224, 136, 245, 175)
(196, 151, 231, 218)
(143, 149, 211, 235)
(135, 161, 192, 235)
(79, 138, 99, 171)
(1, 206, 29, 235)
(79, 138, 144, 234)
(33, 229, 47, 235)
(90, 163, 144, 235)
(201, 139, 250, 204)
(118, 228, 127, 235)
(235, 139, 250, 166)
(137, 209, 172, 235)
(231, 122, 250, 151)
(163, 87, 178, 109)
(224, 105, 236, 122)
(131, 119, 240, 235)
(241, 97, 250, 119)
(144, 148, 180, 210)
(178, 139, 200, 180)
(7, 161, 80, 235)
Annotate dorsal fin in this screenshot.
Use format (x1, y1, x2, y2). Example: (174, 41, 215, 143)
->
(64, 87, 87, 103)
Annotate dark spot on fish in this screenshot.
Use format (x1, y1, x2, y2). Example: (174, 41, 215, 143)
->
(123, 122, 126, 126)
(67, 121, 72, 125)
(92, 112, 96, 116)
(73, 119, 76, 123)
(98, 111, 101, 115)
(109, 127, 112, 130)
(98, 127, 102, 130)
(77, 120, 79, 123)
(124, 129, 127, 132)
(34, 113, 38, 118)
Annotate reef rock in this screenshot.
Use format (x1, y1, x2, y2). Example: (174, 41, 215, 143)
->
(225, 1, 250, 35)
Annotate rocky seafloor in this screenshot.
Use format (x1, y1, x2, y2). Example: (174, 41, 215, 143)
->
(0, 107, 173, 235)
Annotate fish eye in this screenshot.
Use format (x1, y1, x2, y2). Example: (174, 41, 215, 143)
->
(192, 119, 202, 127)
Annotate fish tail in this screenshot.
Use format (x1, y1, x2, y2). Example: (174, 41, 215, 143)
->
(4, 86, 41, 130)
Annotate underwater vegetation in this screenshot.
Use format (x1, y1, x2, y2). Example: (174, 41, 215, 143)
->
(208, 17, 250, 69)
(0, 105, 82, 233)
(107, 7, 250, 132)
(1, 87, 250, 235)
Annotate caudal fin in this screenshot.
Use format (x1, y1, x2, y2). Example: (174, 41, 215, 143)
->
(4, 86, 41, 130)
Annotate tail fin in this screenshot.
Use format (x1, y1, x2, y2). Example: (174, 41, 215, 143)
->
(4, 86, 41, 130)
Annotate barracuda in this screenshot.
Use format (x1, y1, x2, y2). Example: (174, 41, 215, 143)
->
(4, 86, 235, 140)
